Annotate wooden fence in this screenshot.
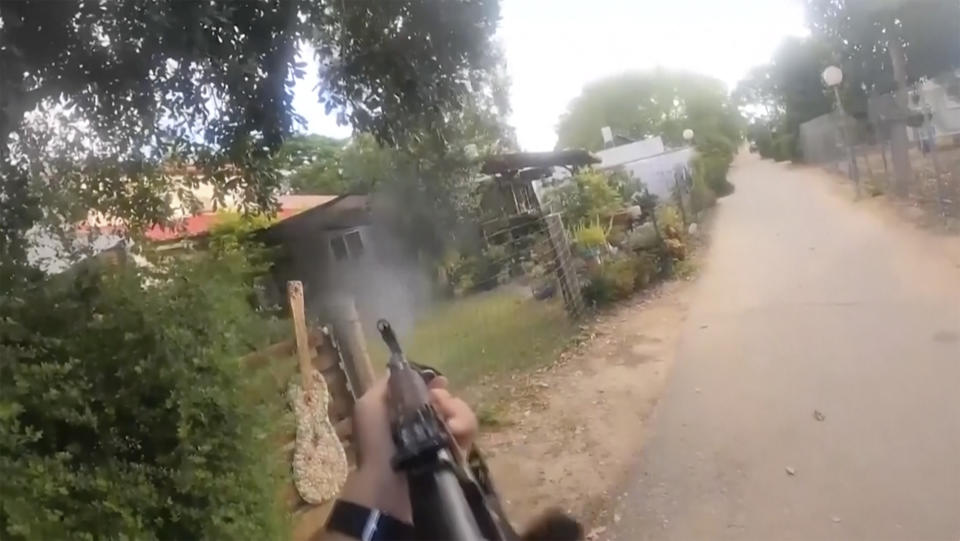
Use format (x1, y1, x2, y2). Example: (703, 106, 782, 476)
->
(240, 282, 374, 541)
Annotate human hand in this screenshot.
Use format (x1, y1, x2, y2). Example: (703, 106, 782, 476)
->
(338, 374, 478, 523)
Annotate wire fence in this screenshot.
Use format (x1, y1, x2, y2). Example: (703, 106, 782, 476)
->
(799, 69, 960, 222)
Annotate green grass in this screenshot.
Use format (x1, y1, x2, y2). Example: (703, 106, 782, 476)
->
(375, 287, 575, 389)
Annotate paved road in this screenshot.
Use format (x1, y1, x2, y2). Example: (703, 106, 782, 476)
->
(609, 154, 960, 540)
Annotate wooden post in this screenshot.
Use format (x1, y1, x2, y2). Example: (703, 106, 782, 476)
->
(333, 298, 376, 397)
(544, 213, 583, 317)
(287, 281, 316, 396)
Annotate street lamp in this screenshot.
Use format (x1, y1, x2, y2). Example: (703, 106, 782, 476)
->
(822, 65, 843, 88)
(682, 129, 695, 143)
(822, 65, 860, 196)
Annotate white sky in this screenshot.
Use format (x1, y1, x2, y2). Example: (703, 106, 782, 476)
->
(293, 0, 809, 151)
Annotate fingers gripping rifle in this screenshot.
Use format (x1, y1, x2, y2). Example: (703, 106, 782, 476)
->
(377, 319, 514, 541)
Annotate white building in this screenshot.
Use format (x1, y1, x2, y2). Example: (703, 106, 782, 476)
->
(594, 135, 696, 197)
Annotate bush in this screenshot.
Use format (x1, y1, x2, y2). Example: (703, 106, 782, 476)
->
(582, 253, 658, 306)
(0, 252, 288, 540)
(690, 173, 717, 213)
(657, 205, 685, 240)
(441, 243, 511, 296)
(632, 252, 658, 290)
(547, 170, 623, 227)
(772, 133, 797, 162)
(693, 153, 734, 198)
(695, 131, 736, 164)
(623, 223, 659, 251)
(573, 222, 607, 253)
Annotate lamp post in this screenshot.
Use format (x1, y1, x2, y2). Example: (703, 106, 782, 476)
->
(822, 65, 860, 197)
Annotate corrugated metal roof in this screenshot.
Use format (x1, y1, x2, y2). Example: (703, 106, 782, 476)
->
(145, 195, 340, 242)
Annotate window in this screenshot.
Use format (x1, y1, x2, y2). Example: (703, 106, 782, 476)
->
(329, 229, 365, 261)
(330, 236, 349, 261)
(345, 231, 364, 257)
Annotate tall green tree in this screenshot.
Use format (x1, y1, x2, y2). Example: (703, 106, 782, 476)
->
(733, 36, 835, 159)
(804, 0, 960, 107)
(0, 2, 502, 538)
(277, 55, 517, 257)
(0, 0, 500, 275)
(274, 134, 346, 194)
(555, 70, 741, 152)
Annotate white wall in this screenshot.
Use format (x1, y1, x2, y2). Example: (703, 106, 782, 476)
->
(594, 137, 665, 168)
(600, 147, 696, 198)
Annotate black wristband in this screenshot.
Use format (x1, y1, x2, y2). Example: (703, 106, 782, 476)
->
(325, 499, 416, 541)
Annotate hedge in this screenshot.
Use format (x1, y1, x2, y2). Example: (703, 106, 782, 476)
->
(0, 251, 288, 540)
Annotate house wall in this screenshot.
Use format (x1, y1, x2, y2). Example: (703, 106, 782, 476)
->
(594, 137, 666, 168)
(600, 147, 696, 198)
(267, 221, 431, 339)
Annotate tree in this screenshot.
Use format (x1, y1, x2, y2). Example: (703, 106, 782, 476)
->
(555, 70, 741, 152)
(804, 0, 960, 113)
(733, 36, 835, 159)
(274, 135, 346, 194)
(0, 0, 500, 275)
(368, 85, 518, 258)
(0, 2, 502, 537)
(274, 55, 517, 258)
(547, 170, 624, 228)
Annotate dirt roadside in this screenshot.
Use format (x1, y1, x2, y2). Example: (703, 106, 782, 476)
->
(470, 239, 709, 535)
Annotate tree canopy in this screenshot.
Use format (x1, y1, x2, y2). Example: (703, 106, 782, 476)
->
(274, 134, 347, 195)
(273, 65, 517, 257)
(0, 0, 500, 273)
(805, 0, 960, 102)
(555, 70, 741, 152)
(733, 36, 835, 158)
(734, 1, 960, 160)
(0, 3, 506, 537)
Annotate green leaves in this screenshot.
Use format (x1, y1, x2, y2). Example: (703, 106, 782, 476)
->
(733, 36, 834, 157)
(548, 170, 625, 228)
(556, 70, 740, 151)
(0, 254, 288, 539)
(1, 0, 501, 266)
(804, 0, 960, 98)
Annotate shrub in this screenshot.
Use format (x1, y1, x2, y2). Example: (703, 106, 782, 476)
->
(695, 131, 736, 164)
(581, 253, 658, 306)
(581, 268, 616, 305)
(623, 223, 659, 251)
(548, 170, 624, 227)
(633, 252, 658, 290)
(573, 222, 607, 252)
(605, 225, 627, 248)
(0, 252, 288, 540)
(605, 257, 638, 299)
(693, 153, 734, 198)
(657, 205, 683, 235)
(441, 243, 511, 296)
(690, 173, 717, 213)
(772, 133, 797, 162)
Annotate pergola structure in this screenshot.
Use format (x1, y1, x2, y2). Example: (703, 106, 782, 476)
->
(478, 149, 599, 219)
